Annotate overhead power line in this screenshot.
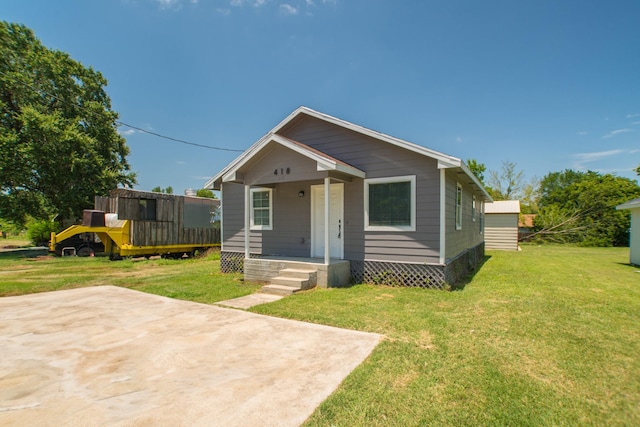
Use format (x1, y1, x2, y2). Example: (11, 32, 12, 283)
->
(115, 121, 243, 152)
(0, 69, 244, 153)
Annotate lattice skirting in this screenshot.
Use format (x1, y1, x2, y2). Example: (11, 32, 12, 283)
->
(350, 261, 446, 289)
(222, 244, 484, 289)
(220, 251, 264, 273)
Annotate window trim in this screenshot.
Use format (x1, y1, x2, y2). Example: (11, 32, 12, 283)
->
(250, 188, 273, 231)
(456, 182, 463, 230)
(472, 194, 477, 222)
(364, 175, 416, 232)
(479, 200, 484, 234)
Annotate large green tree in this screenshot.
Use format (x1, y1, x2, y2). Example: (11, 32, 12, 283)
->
(0, 22, 135, 225)
(534, 170, 640, 246)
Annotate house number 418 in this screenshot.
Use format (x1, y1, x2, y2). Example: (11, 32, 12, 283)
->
(274, 168, 291, 175)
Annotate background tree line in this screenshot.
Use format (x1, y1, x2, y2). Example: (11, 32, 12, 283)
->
(469, 159, 640, 247)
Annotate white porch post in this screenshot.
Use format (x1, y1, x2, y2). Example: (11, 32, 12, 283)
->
(439, 169, 446, 264)
(324, 177, 330, 265)
(244, 184, 250, 259)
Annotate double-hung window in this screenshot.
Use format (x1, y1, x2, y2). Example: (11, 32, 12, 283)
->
(365, 175, 416, 231)
(250, 188, 272, 230)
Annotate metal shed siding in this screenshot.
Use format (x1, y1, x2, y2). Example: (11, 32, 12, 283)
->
(279, 116, 441, 263)
(444, 170, 484, 260)
(485, 213, 519, 250)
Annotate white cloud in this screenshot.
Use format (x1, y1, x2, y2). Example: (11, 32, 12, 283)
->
(572, 149, 625, 170)
(632, 121, 640, 126)
(280, 3, 298, 15)
(216, 7, 231, 15)
(118, 128, 137, 136)
(602, 128, 633, 139)
(154, 0, 182, 10)
(626, 113, 640, 119)
(578, 131, 588, 136)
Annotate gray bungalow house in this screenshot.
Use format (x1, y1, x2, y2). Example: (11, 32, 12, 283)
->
(205, 107, 492, 289)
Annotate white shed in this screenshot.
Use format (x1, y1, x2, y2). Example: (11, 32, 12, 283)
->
(484, 200, 521, 251)
(616, 198, 640, 266)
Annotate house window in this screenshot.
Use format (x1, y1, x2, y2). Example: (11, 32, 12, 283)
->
(365, 175, 416, 231)
(139, 198, 157, 220)
(250, 188, 272, 230)
(472, 195, 477, 222)
(456, 183, 462, 230)
(479, 201, 484, 234)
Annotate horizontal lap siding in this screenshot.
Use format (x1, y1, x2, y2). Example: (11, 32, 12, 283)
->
(221, 182, 250, 252)
(263, 182, 311, 257)
(243, 144, 327, 186)
(281, 116, 440, 263)
(485, 214, 519, 250)
(444, 170, 484, 260)
(222, 181, 311, 256)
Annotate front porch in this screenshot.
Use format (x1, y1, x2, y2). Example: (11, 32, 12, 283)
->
(245, 256, 351, 288)
(220, 252, 351, 288)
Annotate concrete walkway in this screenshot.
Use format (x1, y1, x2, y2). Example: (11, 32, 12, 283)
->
(0, 286, 381, 427)
(215, 292, 284, 309)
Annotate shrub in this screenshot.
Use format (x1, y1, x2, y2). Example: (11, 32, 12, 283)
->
(26, 219, 59, 246)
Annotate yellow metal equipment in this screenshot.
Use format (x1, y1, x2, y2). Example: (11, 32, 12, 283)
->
(50, 220, 217, 259)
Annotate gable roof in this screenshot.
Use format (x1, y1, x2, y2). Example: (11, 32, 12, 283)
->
(617, 198, 640, 210)
(205, 106, 492, 200)
(485, 200, 521, 214)
(218, 133, 365, 185)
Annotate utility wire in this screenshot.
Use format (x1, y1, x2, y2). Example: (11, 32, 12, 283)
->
(115, 121, 243, 152)
(0, 69, 244, 152)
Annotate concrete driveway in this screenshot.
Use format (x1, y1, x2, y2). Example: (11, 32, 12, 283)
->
(0, 286, 381, 426)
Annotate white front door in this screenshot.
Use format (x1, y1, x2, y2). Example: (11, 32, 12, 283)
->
(311, 183, 344, 259)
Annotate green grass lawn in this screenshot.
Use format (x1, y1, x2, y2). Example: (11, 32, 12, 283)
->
(0, 251, 259, 303)
(0, 245, 638, 425)
(252, 245, 640, 426)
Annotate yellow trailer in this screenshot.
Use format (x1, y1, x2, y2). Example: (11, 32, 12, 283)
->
(49, 189, 220, 259)
(50, 219, 218, 259)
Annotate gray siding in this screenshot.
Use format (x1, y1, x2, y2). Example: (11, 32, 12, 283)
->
(221, 182, 248, 253)
(242, 143, 327, 186)
(485, 213, 519, 250)
(221, 114, 485, 264)
(222, 181, 312, 257)
(279, 116, 441, 264)
(444, 170, 484, 260)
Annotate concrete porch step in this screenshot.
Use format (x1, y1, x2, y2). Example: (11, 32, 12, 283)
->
(270, 276, 310, 289)
(278, 268, 317, 280)
(259, 267, 318, 296)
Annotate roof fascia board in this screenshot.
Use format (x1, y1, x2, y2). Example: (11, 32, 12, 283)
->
(204, 133, 272, 189)
(617, 199, 640, 210)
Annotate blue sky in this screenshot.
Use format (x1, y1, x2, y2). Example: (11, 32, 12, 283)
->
(4, 0, 640, 194)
